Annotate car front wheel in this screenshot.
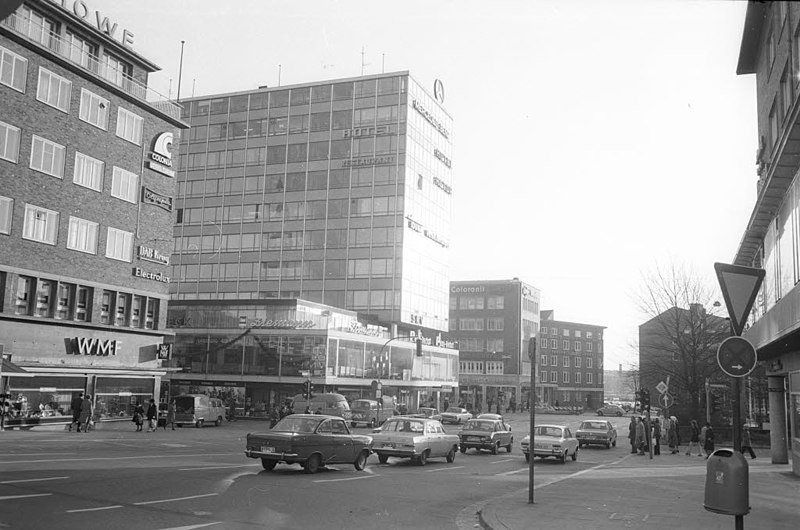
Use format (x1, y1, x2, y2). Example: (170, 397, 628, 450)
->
(491, 442, 499, 455)
(597, 411, 604, 416)
(506, 440, 513, 453)
(446, 447, 456, 463)
(354, 450, 369, 471)
(414, 451, 429, 466)
(559, 452, 566, 464)
(571, 448, 578, 461)
(304, 454, 322, 474)
(616, 411, 623, 417)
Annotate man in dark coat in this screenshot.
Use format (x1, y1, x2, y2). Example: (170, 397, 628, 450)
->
(69, 392, 84, 432)
(146, 399, 158, 432)
(628, 416, 638, 454)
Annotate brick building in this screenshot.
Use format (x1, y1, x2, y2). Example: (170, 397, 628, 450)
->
(0, 1, 186, 427)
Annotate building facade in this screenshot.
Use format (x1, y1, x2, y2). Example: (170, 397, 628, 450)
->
(734, 1, 800, 474)
(537, 311, 605, 410)
(0, 1, 186, 428)
(166, 299, 458, 414)
(447, 279, 540, 413)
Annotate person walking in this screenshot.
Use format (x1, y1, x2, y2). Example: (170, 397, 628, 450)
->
(687, 419, 703, 456)
(79, 394, 93, 433)
(628, 416, 638, 454)
(702, 422, 715, 459)
(68, 392, 84, 432)
(740, 423, 756, 459)
(146, 399, 157, 432)
(133, 402, 145, 431)
(652, 417, 661, 455)
(165, 399, 177, 430)
(269, 406, 280, 428)
(635, 417, 646, 455)
(667, 416, 680, 454)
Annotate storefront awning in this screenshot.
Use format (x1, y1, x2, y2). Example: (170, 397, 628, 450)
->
(1, 357, 33, 377)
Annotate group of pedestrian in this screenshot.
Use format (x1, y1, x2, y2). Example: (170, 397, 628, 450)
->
(132, 399, 176, 432)
(68, 392, 93, 433)
(629, 414, 718, 458)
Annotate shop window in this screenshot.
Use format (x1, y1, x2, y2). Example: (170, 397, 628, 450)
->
(15, 275, 33, 315)
(34, 278, 55, 317)
(75, 286, 91, 322)
(130, 295, 144, 328)
(114, 293, 129, 326)
(100, 290, 113, 324)
(55, 282, 75, 320)
(145, 298, 158, 329)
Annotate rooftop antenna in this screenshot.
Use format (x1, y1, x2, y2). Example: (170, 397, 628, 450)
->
(361, 46, 369, 75)
(382, 53, 385, 73)
(278, 64, 281, 86)
(191, 78, 196, 98)
(168, 78, 172, 99)
(176, 40, 185, 101)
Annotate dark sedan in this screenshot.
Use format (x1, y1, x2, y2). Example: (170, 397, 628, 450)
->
(244, 414, 372, 474)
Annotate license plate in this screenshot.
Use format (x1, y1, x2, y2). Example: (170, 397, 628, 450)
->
(469, 436, 481, 441)
(261, 446, 275, 453)
(535, 443, 548, 449)
(382, 442, 394, 448)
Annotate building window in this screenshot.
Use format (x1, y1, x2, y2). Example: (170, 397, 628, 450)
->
(562, 371, 569, 383)
(22, 203, 58, 244)
(116, 107, 143, 145)
(106, 227, 133, 262)
(587, 358, 593, 369)
(540, 370, 547, 382)
(562, 356, 569, 367)
(550, 372, 557, 383)
(550, 355, 557, 366)
(0, 45, 28, 92)
(540, 327, 547, 335)
(100, 290, 113, 324)
(16, 6, 58, 47)
(75, 285, 92, 321)
(550, 339, 557, 349)
(575, 357, 582, 368)
(79, 88, 109, 129)
(540, 355, 547, 366)
(459, 318, 484, 331)
(540, 337, 547, 348)
(34, 278, 55, 317)
(458, 296, 484, 310)
(586, 331, 593, 339)
(575, 330, 582, 338)
(0, 120, 21, 163)
(487, 338, 504, 352)
(563, 329, 570, 337)
(587, 373, 594, 384)
(0, 196, 12, 234)
(67, 216, 98, 254)
(781, 66, 793, 121)
(111, 167, 138, 203)
(54, 282, 74, 320)
(487, 317, 504, 331)
(550, 328, 557, 335)
(14, 275, 33, 315)
(114, 292, 129, 326)
(575, 341, 582, 352)
(770, 100, 779, 147)
(575, 372, 581, 384)
(145, 298, 158, 329)
(102, 52, 131, 87)
(587, 343, 593, 352)
(30, 135, 65, 178)
(73, 152, 104, 191)
(487, 295, 504, 309)
(459, 338, 481, 351)
(66, 32, 97, 69)
(562, 340, 569, 350)
(36, 67, 71, 112)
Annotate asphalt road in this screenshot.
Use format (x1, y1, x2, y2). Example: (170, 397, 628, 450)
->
(0, 413, 631, 530)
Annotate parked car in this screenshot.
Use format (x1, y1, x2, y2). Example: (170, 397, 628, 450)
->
(173, 394, 226, 428)
(520, 424, 579, 463)
(458, 418, 513, 454)
(244, 414, 372, 474)
(371, 417, 459, 466)
(411, 407, 441, 421)
(350, 398, 396, 428)
(595, 404, 626, 417)
(476, 413, 505, 421)
(439, 407, 472, 425)
(576, 419, 617, 449)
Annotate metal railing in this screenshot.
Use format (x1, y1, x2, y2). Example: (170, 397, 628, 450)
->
(2, 12, 182, 120)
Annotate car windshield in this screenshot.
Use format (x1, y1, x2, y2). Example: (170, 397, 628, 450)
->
(534, 426, 563, 437)
(464, 420, 495, 431)
(381, 419, 424, 433)
(272, 416, 323, 433)
(580, 422, 609, 430)
(352, 400, 374, 409)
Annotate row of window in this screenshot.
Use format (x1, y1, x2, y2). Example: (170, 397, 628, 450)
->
(459, 361, 505, 375)
(450, 295, 506, 310)
(540, 355, 594, 369)
(540, 371, 595, 385)
(539, 337, 594, 352)
(540, 326, 594, 339)
(454, 318, 505, 331)
(175, 257, 397, 282)
(0, 196, 133, 260)
(452, 338, 505, 353)
(5, 273, 159, 329)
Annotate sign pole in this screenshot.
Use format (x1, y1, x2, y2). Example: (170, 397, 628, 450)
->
(528, 338, 536, 504)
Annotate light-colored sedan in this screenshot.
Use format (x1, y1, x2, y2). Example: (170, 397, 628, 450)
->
(576, 419, 617, 449)
(371, 417, 459, 466)
(520, 424, 579, 464)
(439, 407, 472, 425)
(596, 405, 626, 417)
(459, 418, 513, 454)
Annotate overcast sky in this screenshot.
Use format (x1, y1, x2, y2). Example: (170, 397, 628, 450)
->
(90, 0, 756, 370)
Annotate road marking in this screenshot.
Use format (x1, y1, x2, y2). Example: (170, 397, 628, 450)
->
(162, 443, 189, 448)
(0, 453, 235, 465)
(313, 474, 379, 483)
(425, 466, 465, 473)
(66, 505, 123, 513)
(134, 493, 219, 506)
(156, 523, 223, 530)
(497, 468, 527, 476)
(0, 493, 52, 501)
(490, 459, 515, 464)
(179, 464, 256, 471)
(0, 476, 69, 484)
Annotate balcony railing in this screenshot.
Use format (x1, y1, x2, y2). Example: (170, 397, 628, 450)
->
(2, 12, 182, 120)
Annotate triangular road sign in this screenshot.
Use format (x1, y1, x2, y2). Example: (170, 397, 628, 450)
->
(714, 262, 765, 337)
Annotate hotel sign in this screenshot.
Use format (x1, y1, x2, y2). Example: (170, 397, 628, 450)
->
(147, 132, 175, 178)
(138, 245, 170, 265)
(434, 149, 452, 169)
(50, 0, 134, 47)
(342, 155, 395, 168)
(142, 187, 173, 211)
(67, 337, 122, 356)
(133, 267, 170, 283)
(433, 176, 452, 194)
(343, 125, 391, 138)
(411, 99, 449, 139)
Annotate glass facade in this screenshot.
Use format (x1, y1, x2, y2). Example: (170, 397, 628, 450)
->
(172, 72, 452, 332)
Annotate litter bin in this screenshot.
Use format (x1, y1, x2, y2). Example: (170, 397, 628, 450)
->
(704, 448, 750, 516)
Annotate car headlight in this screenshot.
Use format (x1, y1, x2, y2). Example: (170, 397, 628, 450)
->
(552, 445, 561, 450)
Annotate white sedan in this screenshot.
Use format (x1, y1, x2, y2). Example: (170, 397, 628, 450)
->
(520, 424, 579, 464)
(439, 407, 472, 425)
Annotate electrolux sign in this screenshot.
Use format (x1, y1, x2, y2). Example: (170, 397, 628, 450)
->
(147, 132, 175, 178)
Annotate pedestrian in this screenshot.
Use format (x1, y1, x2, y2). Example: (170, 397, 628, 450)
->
(133, 402, 144, 431)
(68, 392, 84, 432)
(269, 406, 279, 428)
(146, 399, 157, 432)
(702, 422, 715, 459)
(635, 416, 646, 455)
(314, 407, 322, 415)
(652, 417, 661, 455)
(668, 416, 681, 454)
(165, 399, 177, 430)
(740, 423, 756, 459)
(228, 399, 237, 422)
(687, 419, 702, 456)
(443, 398, 450, 412)
(628, 416, 638, 454)
(79, 394, 93, 433)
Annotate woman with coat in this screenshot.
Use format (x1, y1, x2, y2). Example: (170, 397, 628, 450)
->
(146, 399, 158, 432)
(702, 422, 715, 459)
(667, 416, 680, 454)
(634, 417, 646, 455)
(79, 394, 93, 433)
(652, 418, 662, 455)
(628, 416, 638, 454)
(687, 419, 702, 456)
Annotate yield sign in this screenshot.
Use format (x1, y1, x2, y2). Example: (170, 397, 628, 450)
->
(714, 263, 765, 337)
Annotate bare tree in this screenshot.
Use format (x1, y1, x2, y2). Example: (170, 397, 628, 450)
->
(635, 262, 730, 420)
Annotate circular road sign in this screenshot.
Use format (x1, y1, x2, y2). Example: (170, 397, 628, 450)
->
(716, 336, 758, 378)
(659, 392, 673, 409)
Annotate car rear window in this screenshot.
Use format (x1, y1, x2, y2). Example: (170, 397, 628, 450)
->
(580, 422, 608, 430)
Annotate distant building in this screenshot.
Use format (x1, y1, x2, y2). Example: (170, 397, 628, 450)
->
(538, 311, 605, 409)
(447, 279, 540, 413)
(603, 365, 636, 404)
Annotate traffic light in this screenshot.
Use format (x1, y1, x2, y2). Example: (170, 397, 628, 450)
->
(415, 338, 423, 357)
(528, 337, 537, 359)
(641, 389, 650, 411)
(304, 380, 314, 399)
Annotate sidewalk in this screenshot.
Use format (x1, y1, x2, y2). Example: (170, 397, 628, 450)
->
(478, 449, 800, 530)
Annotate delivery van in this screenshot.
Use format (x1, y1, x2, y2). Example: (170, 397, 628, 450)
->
(291, 393, 352, 420)
(350, 396, 397, 428)
(173, 394, 226, 427)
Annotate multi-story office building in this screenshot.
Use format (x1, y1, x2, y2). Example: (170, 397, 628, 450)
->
(0, 1, 186, 427)
(538, 311, 605, 409)
(168, 72, 456, 410)
(734, 1, 800, 474)
(447, 279, 540, 413)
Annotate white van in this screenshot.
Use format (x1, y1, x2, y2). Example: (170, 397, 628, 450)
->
(173, 394, 226, 427)
(291, 393, 352, 420)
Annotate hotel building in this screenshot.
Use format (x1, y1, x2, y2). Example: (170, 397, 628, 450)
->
(0, 0, 186, 427)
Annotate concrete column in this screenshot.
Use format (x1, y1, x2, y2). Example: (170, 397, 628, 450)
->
(768, 376, 789, 464)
